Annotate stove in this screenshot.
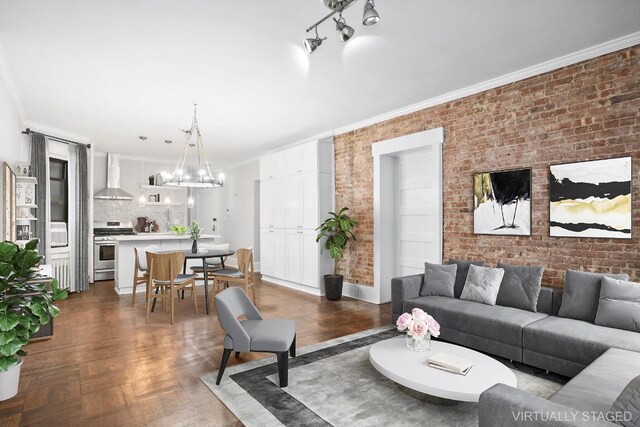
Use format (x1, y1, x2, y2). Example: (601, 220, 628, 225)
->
(93, 220, 135, 281)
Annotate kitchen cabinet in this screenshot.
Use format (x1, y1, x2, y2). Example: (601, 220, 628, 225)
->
(260, 229, 285, 278)
(259, 151, 285, 181)
(260, 178, 285, 228)
(259, 137, 334, 295)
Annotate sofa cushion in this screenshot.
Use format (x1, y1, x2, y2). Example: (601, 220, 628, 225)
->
(549, 348, 640, 415)
(523, 316, 640, 367)
(420, 262, 456, 298)
(496, 263, 544, 312)
(404, 295, 548, 348)
(595, 277, 640, 333)
(610, 375, 640, 427)
(558, 269, 629, 323)
(460, 265, 504, 306)
(447, 259, 485, 298)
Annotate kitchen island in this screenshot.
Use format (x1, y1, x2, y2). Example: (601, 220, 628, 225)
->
(113, 233, 221, 294)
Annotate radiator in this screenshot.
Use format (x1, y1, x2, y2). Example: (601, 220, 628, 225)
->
(51, 257, 72, 292)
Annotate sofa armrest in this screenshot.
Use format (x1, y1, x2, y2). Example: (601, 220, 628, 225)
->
(479, 384, 616, 427)
(391, 274, 423, 322)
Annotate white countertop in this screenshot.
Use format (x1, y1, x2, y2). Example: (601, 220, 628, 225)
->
(113, 233, 221, 242)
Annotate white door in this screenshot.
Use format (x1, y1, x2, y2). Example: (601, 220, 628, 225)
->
(285, 230, 302, 283)
(285, 175, 303, 228)
(285, 146, 303, 175)
(300, 141, 318, 173)
(302, 174, 318, 229)
(302, 230, 319, 287)
(395, 151, 438, 276)
(273, 230, 286, 279)
(272, 178, 286, 228)
(260, 181, 273, 228)
(260, 229, 274, 276)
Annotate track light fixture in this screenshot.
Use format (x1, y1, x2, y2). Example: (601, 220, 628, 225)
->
(304, 0, 380, 54)
(304, 27, 328, 54)
(333, 14, 355, 42)
(362, 0, 380, 26)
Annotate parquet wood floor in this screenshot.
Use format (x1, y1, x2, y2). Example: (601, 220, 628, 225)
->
(0, 278, 390, 426)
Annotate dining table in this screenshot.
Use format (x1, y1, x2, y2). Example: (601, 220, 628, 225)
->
(152, 248, 235, 314)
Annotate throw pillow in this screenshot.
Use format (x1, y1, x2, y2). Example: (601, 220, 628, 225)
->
(558, 270, 629, 323)
(496, 263, 544, 312)
(595, 277, 640, 333)
(420, 262, 457, 298)
(609, 375, 640, 427)
(447, 259, 486, 298)
(459, 264, 505, 306)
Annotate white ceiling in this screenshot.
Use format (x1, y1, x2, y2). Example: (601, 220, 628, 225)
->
(1, 0, 639, 169)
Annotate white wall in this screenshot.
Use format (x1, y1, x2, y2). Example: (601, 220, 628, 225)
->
(0, 73, 29, 233)
(195, 160, 260, 262)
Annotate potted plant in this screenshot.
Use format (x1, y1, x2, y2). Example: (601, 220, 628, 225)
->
(315, 207, 358, 301)
(189, 220, 202, 253)
(0, 239, 67, 401)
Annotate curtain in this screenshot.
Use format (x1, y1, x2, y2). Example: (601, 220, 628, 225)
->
(30, 133, 50, 261)
(74, 144, 90, 292)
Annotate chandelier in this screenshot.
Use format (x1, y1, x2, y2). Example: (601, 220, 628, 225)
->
(164, 104, 224, 188)
(304, 0, 380, 54)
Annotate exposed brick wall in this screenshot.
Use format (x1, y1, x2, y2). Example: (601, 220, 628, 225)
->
(335, 45, 640, 287)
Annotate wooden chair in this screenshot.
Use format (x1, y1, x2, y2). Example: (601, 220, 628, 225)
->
(131, 245, 158, 307)
(145, 251, 198, 324)
(209, 247, 255, 308)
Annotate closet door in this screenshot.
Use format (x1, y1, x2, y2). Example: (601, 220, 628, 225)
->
(301, 230, 319, 287)
(260, 181, 273, 228)
(260, 229, 274, 276)
(272, 178, 286, 228)
(273, 230, 286, 279)
(285, 175, 303, 229)
(302, 174, 318, 230)
(285, 230, 302, 283)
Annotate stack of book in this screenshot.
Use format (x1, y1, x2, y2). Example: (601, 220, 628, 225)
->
(427, 352, 473, 376)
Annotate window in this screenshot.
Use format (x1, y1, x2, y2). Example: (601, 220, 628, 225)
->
(49, 158, 68, 223)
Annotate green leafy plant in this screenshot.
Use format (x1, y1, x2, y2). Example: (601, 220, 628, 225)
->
(0, 240, 67, 371)
(170, 225, 188, 235)
(315, 207, 358, 276)
(189, 221, 202, 241)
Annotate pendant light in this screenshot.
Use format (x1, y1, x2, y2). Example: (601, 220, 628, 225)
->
(164, 104, 225, 188)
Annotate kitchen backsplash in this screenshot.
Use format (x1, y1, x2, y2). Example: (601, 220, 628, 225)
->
(94, 200, 186, 231)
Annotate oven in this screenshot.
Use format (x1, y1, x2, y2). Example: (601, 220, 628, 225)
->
(94, 239, 116, 280)
(93, 220, 135, 282)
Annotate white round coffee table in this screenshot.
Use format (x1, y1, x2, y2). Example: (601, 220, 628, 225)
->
(369, 337, 517, 404)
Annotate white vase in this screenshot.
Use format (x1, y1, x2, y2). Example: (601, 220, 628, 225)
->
(406, 332, 431, 352)
(0, 359, 22, 401)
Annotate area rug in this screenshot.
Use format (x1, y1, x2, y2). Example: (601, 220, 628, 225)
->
(201, 326, 565, 427)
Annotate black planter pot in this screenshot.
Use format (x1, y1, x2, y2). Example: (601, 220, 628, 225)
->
(324, 274, 344, 301)
(191, 240, 198, 253)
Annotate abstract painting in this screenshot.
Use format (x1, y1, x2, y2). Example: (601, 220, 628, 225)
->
(473, 168, 531, 236)
(550, 157, 632, 238)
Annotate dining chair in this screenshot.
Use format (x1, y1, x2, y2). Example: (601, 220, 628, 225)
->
(190, 243, 230, 280)
(209, 247, 255, 308)
(131, 245, 158, 307)
(214, 287, 296, 387)
(145, 251, 198, 324)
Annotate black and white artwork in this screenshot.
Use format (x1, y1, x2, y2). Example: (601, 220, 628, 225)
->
(473, 168, 531, 236)
(550, 157, 632, 238)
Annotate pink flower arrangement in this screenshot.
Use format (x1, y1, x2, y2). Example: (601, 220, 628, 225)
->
(396, 308, 441, 339)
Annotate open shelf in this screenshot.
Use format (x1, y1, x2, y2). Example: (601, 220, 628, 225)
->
(16, 176, 37, 184)
(145, 202, 183, 207)
(140, 185, 186, 191)
(16, 216, 37, 221)
(17, 204, 37, 209)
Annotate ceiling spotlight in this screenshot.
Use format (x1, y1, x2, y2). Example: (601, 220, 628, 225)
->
(333, 14, 355, 42)
(164, 139, 172, 144)
(304, 29, 327, 54)
(138, 136, 148, 142)
(362, 0, 380, 26)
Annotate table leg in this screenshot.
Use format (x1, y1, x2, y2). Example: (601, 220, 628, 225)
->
(221, 256, 225, 269)
(151, 286, 160, 312)
(181, 259, 187, 300)
(203, 259, 210, 314)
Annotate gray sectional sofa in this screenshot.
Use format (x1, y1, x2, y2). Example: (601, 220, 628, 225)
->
(391, 271, 640, 426)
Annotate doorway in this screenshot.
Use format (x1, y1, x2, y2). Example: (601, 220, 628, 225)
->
(370, 128, 443, 303)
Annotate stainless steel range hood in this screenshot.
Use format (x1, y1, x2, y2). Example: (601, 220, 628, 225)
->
(94, 154, 134, 200)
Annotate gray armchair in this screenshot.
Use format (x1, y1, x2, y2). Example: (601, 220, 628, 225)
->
(214, 287, 296, 387)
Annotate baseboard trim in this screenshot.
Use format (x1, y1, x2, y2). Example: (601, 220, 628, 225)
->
(260, 275, 324, 297)
(342, 281, 382, 304)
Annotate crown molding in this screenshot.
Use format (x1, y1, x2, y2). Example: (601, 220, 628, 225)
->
(0, 40, 25, 121)
(333, 31, 640, 136)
